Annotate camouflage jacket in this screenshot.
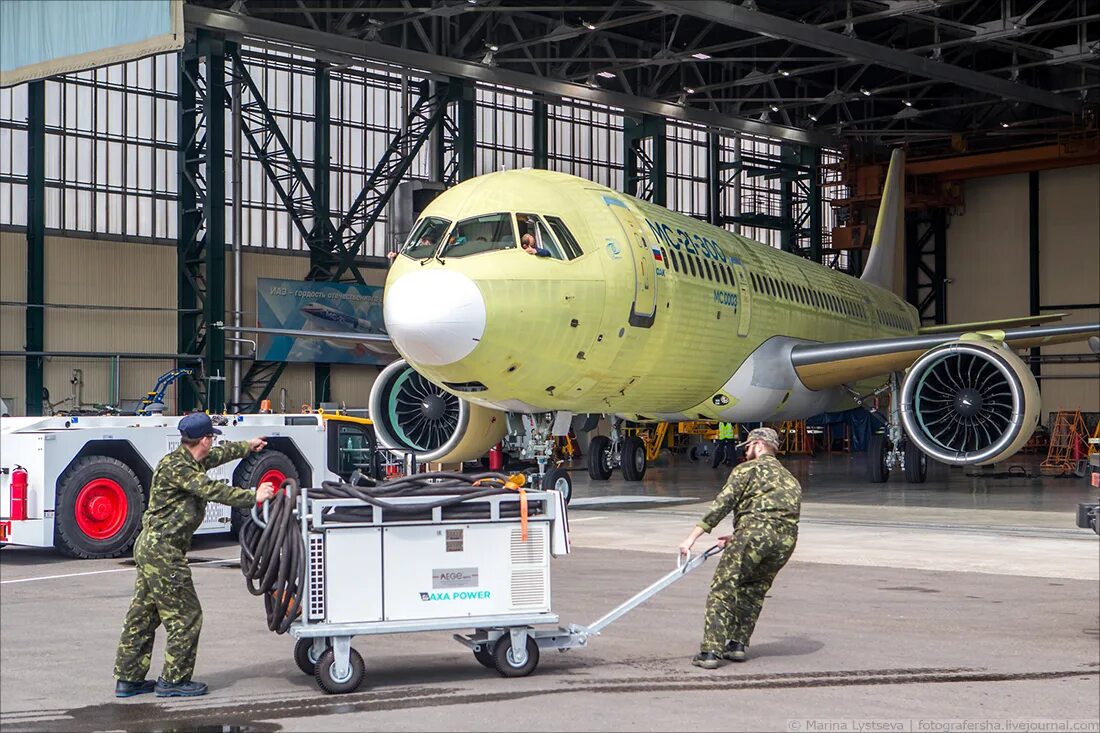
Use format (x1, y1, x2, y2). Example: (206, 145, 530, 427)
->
(697, 454, 801, 532)
(140, 441, 256, 556)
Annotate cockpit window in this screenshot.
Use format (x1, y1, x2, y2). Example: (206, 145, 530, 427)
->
(401, 216, 451, 259)
(544, 215, 583, 260)
(439, 213, 516, 258)
(516, 213, 566, 260)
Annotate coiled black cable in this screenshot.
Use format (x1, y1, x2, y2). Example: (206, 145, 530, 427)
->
(238, 478, 305, 634)
(238, 470, 526, 634)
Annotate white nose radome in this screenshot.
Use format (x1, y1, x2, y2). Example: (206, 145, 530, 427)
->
(384, 269, 486, 367)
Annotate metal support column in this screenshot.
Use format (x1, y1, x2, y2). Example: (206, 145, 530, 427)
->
(314, 61, 332, 405)
(1028, 172, 1041, 379)
(779, 176, 794, 253)
(532, 99, 548, 170)
(706, 131, 721, 226)
(454, 77, 476, 182)
(176, 31, 227, 412)
(808, 147, 823, 263)
(25, 81, 45, 417)
(904, 208, 948, 326)
(623, 114, 666, 204)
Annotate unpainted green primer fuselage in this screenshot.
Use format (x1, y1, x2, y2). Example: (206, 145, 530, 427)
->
(386, 169, 917, 422)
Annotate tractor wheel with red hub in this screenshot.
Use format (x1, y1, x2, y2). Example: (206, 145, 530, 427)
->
(54, 456, 145, 559)
(230, 449, 299, 537)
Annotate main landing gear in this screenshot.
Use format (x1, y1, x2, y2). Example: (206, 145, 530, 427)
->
(586, 418, 647, 483)
(847, 373, 928, 484)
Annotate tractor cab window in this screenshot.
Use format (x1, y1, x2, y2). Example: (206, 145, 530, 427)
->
(401, 216, 451, 259)
(516, 213, 566, 260)
(326, 420, 379, 481)
(439, 213, 516, 258)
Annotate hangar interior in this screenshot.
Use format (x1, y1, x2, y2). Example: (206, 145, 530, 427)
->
(0, 0, 1097, 495)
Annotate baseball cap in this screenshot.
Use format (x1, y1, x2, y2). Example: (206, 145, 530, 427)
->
(735, 426, 780, 449)
(178, 413, 222, 439)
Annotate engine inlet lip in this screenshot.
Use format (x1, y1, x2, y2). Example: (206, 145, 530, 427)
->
(369, 358, 471, 463)
(899, 342, 1025, 466)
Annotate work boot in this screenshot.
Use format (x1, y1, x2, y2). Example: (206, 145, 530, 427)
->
(722, 641, 748, 662)
(155, 677, 209, 698)
(115, 679, 156, 698)
(691, 652, 721, 669)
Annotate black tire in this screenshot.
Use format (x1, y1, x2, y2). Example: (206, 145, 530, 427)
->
(541, 467, 572, 504)
(688, 444, 702, 462)
(231, 449, 299, 538)
(587, 436, 613, 481)
(868, 432, 890, 483)
(54, 456, 145, 559)
(294, 637, 328, 676)
(473, 643, 496, 669)
(621, 436, 647, 481)
(904, 439, 928, 484)
(492, 635, 540, 678)
(314, 646, 365, 694)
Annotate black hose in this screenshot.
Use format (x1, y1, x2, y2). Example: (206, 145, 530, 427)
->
(238, 478, 305, 634)
(238, 470, 526, 635)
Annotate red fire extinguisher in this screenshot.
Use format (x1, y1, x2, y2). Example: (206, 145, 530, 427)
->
(10, 466, 28, 521)
(488, 442, 504, 472)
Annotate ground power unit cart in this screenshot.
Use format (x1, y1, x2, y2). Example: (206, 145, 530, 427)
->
(242, 473, 719, 694)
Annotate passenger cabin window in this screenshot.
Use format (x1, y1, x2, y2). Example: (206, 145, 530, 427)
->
(544, 216, 584, 260)
(402, 216, 451, 259)
(516, 213, 566, 260)
(440, 213, 516, 258)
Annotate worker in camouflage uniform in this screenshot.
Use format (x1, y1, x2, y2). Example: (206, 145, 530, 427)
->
(678, 426, 801, 669)
(113, 413, 277, 699)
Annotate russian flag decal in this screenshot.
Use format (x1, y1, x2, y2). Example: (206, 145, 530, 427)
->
(652, 248, 663, 261)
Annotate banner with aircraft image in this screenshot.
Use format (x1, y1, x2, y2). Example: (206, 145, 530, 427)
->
(255, 278, 388, 365)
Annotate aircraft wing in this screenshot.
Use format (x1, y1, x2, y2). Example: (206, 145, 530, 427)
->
(917, 313, 1066, 334)
(220, 325, 400, 357)
(791, 322, 1099, 391)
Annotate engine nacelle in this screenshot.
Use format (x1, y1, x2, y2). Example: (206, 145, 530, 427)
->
(899, 339, 1040, 466)
(368, 359, 507, 464)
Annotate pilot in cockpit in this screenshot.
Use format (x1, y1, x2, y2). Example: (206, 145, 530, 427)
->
(521, 233, 551, 258)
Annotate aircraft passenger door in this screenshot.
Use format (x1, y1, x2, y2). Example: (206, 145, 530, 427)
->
(605, 197, 656, 328)
(730, 259, 752, 337)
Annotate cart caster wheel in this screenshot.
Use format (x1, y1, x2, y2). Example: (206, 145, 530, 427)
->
(492, 635, 540, 678)
(294, 638, 327, 676)
(473, 643, 496, 669)
(314, 647, 365, 694)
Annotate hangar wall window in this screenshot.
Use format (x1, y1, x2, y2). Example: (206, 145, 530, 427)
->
(667, 122, 707, 220)
(475, 83, 533, 174)
(549, 100, 623, 191)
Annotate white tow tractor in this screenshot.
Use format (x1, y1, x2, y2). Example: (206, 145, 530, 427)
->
(0, 412, 380, 558)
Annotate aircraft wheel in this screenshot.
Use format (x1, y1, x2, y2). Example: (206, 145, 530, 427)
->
(868, 433, 890, 483)
(621, 436, 647, 481)
(587, 436, 613, 481)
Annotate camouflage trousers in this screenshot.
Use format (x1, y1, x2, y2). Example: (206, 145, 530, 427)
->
(700, 521, 797, 653)
(113, 533, 203, 683)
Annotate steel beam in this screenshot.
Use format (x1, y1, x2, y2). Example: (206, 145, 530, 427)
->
(645, 0, 1081, 114)
(1028, 171, 1041, 379)
(184, 5, 835, 147)
(25, 81, 45, 417)
(623, 114, 666, 205)
(706, 132, 721, 226)
(808, 147, 822, 263)
(177, 47, 202, 412)
(314, 60, 332, 407)
(532, 98, 548, 170)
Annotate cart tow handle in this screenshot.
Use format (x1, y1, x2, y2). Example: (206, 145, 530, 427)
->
(567, 545, 722, 639)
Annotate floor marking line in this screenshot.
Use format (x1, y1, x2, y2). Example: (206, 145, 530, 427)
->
(0, 557, 238, 585)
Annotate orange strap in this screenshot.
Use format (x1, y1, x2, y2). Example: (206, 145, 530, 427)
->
(504, 480, 529, 542)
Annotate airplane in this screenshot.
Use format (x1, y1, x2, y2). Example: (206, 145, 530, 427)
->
(227, 149, 1099, 500)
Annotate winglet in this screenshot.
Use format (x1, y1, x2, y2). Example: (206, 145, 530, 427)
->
(860, 148, 905, 292)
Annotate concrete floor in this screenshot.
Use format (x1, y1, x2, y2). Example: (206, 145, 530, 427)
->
(1, 456, 1097, 732)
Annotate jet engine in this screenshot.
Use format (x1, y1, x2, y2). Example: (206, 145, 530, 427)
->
(368, 359, 507, 464)
(899, 339, 1040, 466)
